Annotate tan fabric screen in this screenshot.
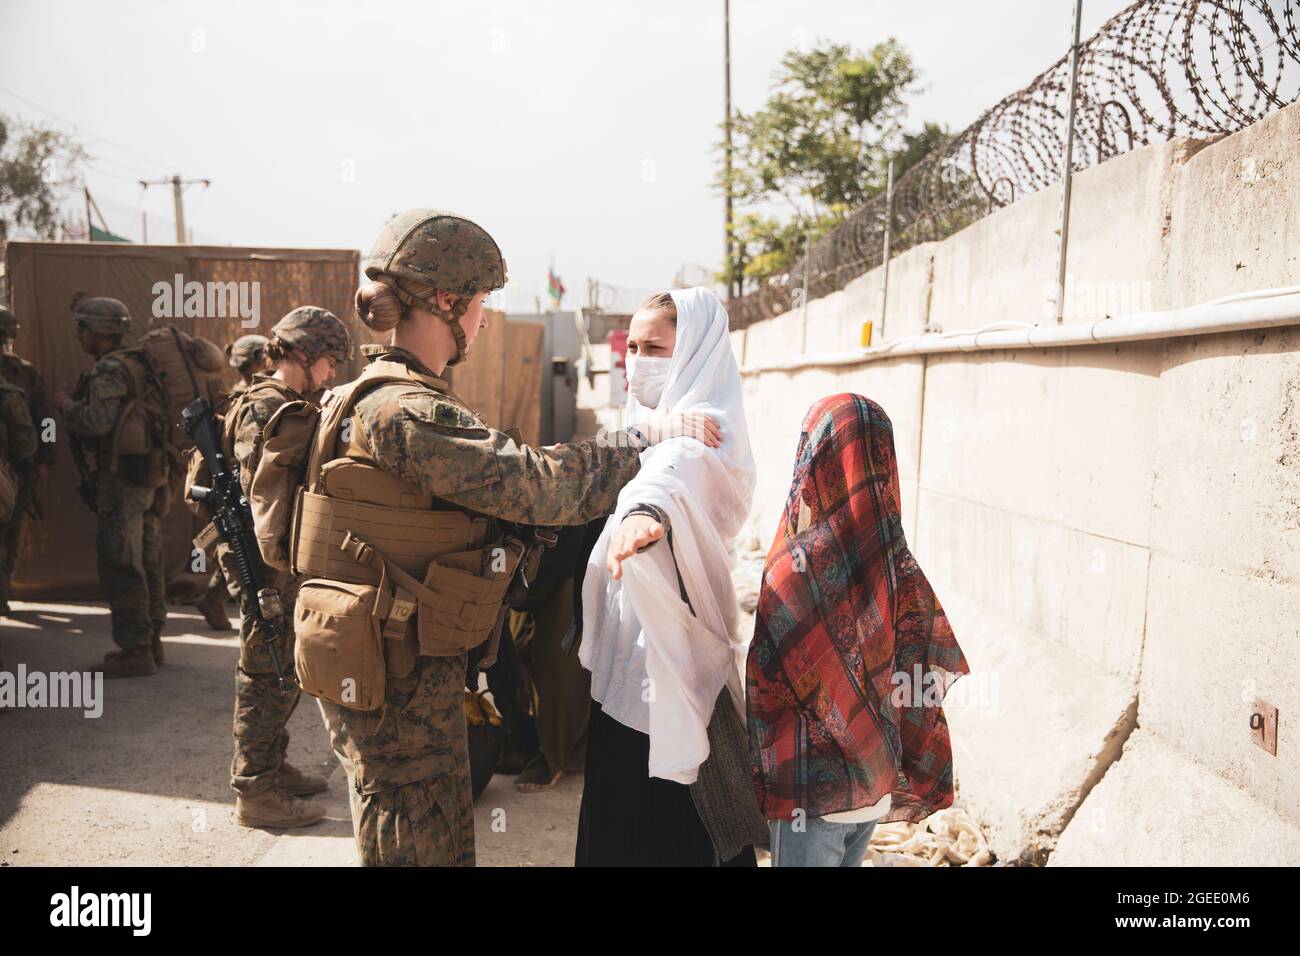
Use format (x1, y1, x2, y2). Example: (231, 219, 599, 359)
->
(445, 312, 544, 448)
(5, 241, 361, 599)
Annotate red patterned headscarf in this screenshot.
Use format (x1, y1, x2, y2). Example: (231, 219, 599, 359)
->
(746, 393, 970, 823)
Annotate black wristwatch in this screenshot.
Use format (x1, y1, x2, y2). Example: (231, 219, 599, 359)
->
(620, 502, 695, 617)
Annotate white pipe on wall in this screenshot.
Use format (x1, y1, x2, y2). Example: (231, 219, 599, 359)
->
(740, 286, 1300, 376)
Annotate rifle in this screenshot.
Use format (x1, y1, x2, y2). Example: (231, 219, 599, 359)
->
(181, 395, 291, 692)
(66, 432, 98, 514)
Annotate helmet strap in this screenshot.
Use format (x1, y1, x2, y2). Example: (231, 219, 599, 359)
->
(276, 340, 316, 395)
(377, 275, 473, 366)
(441, 298, 471, 366)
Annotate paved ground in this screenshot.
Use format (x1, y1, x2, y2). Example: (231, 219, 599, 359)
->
(0, 601, 589, 867)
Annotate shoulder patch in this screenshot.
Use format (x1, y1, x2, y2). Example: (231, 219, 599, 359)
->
(396, 391, 487, 433)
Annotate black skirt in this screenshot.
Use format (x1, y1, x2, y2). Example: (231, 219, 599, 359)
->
(574, 697, 756, 867)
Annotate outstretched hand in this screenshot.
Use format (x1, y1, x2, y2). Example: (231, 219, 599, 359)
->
(606, 514, 665, 580)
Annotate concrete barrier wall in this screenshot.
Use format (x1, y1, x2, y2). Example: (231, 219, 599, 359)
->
(732, 101, 1300, 865)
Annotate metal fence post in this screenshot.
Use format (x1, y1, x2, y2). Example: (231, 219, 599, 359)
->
(1055, 0, 1083, 325)
(880, 157, 896, 342)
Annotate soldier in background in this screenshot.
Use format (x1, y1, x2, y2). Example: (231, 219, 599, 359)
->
(0, 306, 53, 615)
(0, 368, 36, 693)
(0, 365, 38, 621)
(225, 334, 270, 392)
(54, 295, 168, 678)
(218, 309, 348, 829)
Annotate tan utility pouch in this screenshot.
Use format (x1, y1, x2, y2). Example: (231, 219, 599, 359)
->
(294, 577, 387, 712)
(0, 462, 17, 523)
(337, 530, 523, 658)
(115, 401, 150, 456)
(418, 541, 522, 656)
(182, 444, 211, 520)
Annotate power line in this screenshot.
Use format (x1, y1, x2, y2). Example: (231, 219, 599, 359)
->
(0, 84, 177, 175)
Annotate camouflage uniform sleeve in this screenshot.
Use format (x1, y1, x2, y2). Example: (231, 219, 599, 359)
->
(61, 358, 130, 438)
(358, 388, 649, 526)
(26, 366, 56, 465)
(1, 387, 37, 463)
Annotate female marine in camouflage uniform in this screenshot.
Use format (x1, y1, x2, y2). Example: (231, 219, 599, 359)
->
(220, 307, 350, 829)
(314, 210, 720, 866)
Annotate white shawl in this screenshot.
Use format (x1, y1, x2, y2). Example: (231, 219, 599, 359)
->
(579, 287, 755, 784)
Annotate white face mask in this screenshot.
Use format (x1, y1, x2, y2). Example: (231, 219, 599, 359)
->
(625, 353, 671, 408)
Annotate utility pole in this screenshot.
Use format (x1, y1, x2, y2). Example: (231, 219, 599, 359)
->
(139, 174, 210, 244)
(84, 187, 112, 239)
(1054, 0, 1083, 325)
(723, 0, 735, 302)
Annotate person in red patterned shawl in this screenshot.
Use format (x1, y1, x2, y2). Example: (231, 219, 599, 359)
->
(746, 392, 970, 867)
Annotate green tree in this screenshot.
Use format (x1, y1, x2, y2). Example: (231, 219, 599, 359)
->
(893, 121, 952, 179)
(718, 39, 941, 291)
(0, 113, 87, 240)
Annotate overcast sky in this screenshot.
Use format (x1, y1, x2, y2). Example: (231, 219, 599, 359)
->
(1, 0, 1133, 311)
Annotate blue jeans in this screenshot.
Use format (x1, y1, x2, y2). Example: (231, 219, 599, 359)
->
(770, 816, 879, 867)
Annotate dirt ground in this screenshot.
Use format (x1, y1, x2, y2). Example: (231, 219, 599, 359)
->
(0, 600, 593, 867)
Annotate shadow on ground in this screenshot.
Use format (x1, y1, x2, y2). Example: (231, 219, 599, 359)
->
(0, 601, 343, 865)
(0, 601, 585, 866)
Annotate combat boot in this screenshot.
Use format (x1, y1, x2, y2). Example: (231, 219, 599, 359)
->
(235, 787, 326, 829)
(102, 645, 158, 678)
(194, 588, 232, 630)
(278, 760, 328, 796)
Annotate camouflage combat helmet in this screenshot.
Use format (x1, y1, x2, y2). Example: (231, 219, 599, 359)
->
(364, 209, 507, 365)
(270, 307, 351, 365)
(71, 293, 132, 337)
(226, 333, 269, 370)
(0, 306, 16, 340)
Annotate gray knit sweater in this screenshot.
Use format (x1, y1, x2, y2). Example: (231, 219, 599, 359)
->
(689, 689, 771, 864)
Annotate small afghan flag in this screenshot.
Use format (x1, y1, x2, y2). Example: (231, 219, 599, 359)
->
(547, 267, 565, 308)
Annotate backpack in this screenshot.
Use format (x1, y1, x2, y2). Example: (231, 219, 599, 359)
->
(248, 396, 319, 571)
(135, 325, 227, 451)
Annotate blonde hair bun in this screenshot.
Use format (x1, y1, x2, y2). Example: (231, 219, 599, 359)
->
(355, 279, 404, 333)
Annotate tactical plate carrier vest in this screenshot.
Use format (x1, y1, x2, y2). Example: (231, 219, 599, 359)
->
(290, 358, 525, 711)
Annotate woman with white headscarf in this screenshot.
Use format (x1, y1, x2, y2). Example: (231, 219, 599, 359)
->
(574, 287, 768, 866)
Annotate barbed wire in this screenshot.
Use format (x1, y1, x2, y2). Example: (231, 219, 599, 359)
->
(727, 0, 1300, 330)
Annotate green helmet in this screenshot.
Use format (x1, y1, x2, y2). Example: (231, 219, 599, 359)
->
(226, 333, 269, 370)
(71, 293, 131, 336)
(270, 306, 351, 364)
(0, 306, 16, 340)
(365, 209, 508, 296)
(364, 210, 506, 366)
